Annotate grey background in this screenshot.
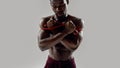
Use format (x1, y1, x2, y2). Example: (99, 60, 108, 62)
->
(0, 0, 120, 68)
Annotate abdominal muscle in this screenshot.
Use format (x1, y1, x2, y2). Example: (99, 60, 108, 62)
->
(49, 43, 73, 61)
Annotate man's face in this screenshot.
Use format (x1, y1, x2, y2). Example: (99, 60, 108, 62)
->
(50, 0, 67, 17)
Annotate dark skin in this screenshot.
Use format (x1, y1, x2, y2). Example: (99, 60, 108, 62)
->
(38, 0, 83, 60)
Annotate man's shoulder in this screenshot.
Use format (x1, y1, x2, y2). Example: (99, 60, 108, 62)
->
(40, 15, 54, 28)
(68, 15, 82, 21)
(41, 15, 53, 23)
(68, 14, 83, 27)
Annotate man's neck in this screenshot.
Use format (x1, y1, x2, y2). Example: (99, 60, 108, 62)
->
(54, 14, 68, 22)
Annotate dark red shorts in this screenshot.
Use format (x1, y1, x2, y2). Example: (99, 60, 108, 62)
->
(44, 56, 76, 68)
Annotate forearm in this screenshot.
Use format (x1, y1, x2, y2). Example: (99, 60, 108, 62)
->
(38, 32, 68, 51)
(60, 40, 78, 51)
(60, 35, 82, 51)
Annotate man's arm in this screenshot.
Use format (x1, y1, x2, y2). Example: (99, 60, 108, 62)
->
(60, 33, 82, 51)
(60, 19, 84, 51)
(38, 18, 75, 51)
(38, 30, 68, 51)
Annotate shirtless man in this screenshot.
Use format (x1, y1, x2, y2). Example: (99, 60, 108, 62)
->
(38, 0, 83, 68)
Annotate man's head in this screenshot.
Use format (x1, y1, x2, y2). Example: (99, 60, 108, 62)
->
(50, 0, 69, 17)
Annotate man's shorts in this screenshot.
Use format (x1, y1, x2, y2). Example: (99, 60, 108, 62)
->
(44, 56, 76, 68)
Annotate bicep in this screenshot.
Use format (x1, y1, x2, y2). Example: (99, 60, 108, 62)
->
(38, 30, 51, 41)
(74, 18, 84, 39)
(38, 18, 51, 40)
(64, 33, 80, 44)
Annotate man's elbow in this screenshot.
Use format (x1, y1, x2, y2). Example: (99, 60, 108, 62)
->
(38, 43, 47, 51)
(70, 44, 79, 51)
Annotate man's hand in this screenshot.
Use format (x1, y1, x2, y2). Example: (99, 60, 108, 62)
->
(47, 17, 56, 28)
(63, 20, 76, 34)
(47, 17, 65, 35)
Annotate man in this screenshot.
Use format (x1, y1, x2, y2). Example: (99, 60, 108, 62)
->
(38, 0, 83, 68)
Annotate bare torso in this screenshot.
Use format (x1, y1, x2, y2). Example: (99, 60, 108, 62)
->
(38, 15, 83, 61)
(49, 43, 73, 61)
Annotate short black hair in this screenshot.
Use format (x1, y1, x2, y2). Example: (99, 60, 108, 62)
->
(50, 0, 69, 4)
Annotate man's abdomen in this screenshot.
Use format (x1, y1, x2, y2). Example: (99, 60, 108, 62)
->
(49, 43, 73, 61)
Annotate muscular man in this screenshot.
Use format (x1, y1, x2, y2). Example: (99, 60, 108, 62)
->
(38, 0, 83, 68)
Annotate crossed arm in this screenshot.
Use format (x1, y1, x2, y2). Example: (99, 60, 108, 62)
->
(38, 19, 83, 51)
